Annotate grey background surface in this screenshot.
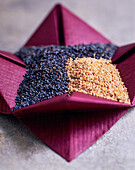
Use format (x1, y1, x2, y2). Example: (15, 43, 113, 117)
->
(0, 0, 135, 170)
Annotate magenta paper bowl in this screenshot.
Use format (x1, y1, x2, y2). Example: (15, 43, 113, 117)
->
(0, 4, 135, 161)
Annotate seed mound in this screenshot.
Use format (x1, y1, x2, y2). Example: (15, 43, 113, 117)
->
(13, 43, 118, 111)
(15, 43, 117, 68)
(67, 57, 130, 104)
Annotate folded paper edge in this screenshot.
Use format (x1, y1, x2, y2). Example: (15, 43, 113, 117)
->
(0, 91, 10, 114)
(111, 43, 135, 105)
(68, 108, 130, 162)
(0, 50, 25, 67)
(12, 91, 131, 116)
(0, 55, 26, 113)
(24, 4, 60, 47)
(60, 4, 111, 45)
(112, 43, 135, 63)
(12, 103, 130, 162)
(66, 92, 131, 107)
(24, 3, 111, 47)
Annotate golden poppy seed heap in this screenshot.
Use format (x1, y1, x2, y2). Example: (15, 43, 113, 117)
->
(66, 57, 131, 104)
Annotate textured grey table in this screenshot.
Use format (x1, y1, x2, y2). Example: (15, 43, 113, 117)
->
(0, 0, 135, 170)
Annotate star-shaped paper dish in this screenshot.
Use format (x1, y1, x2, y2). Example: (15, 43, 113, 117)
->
(0, 4, 135, 162)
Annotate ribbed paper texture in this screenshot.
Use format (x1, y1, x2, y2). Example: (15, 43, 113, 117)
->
(115, 47, 135, 105)
(0, 55, 26, 112)
(13, 107, 129, 161)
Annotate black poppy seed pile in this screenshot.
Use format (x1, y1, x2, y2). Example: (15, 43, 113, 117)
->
(13, 43, 117, 111)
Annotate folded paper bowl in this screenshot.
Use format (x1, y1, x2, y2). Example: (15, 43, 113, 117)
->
(0, 4, 135, 161)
